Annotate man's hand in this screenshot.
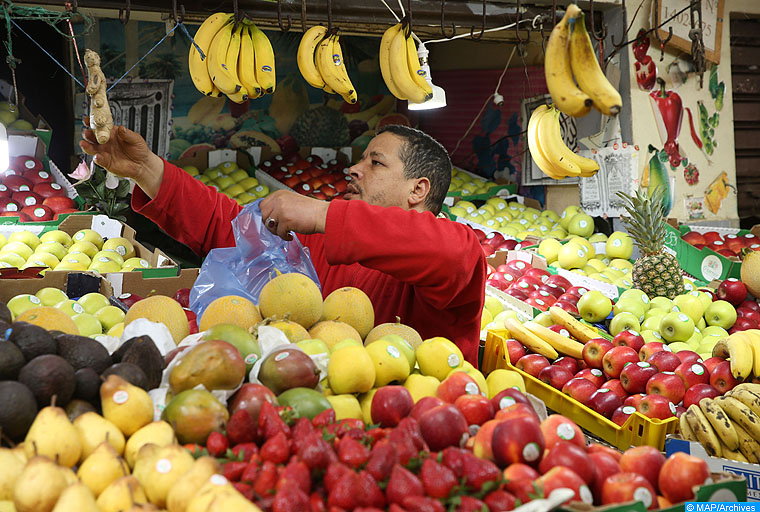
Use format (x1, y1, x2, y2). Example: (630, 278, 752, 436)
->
(79, 119, 164, 199)
(259, 190, 330, 241)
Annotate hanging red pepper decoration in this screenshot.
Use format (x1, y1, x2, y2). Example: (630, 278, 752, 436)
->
(649, 78, 684, 167)
(632, 29, 657, 91)
(685, 107, 703, 150)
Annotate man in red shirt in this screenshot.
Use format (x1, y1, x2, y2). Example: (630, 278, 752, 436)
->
(81, 122, 487, 366)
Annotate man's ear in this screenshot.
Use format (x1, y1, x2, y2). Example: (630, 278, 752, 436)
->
(408, 177, 430, 210)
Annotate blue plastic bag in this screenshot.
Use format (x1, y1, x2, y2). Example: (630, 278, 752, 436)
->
(188, 199, 321, 319)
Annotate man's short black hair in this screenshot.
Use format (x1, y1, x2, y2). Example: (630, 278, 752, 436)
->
(377, 125, 452, 215)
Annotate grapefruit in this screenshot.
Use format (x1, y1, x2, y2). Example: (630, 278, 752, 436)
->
(198, 295, 262, 332)
(124, 295, 189, 344)
(15, 306, 79, 335)
(308, 320, 362, 350)
(258, 273, 323, 329)
(321, 287, 375, 340)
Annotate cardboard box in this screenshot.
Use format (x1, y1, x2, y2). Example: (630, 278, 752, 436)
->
(0, 212, 91, 237)
(0, 271, 108, 302)
(105, 268, 199, 299)
(172, 148, 255, 175)
(7, 132, 79, 200)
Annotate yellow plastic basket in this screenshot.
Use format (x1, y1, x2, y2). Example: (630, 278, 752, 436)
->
(483, 330, 679, 451)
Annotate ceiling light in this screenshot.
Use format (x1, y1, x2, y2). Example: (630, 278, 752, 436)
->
(408, 42, 446, 111)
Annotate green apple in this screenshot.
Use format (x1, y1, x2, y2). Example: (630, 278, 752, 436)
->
(94, 305, 126, 332)
(238, 177, 259, 191)
(698, 335, 722, 353)
(224, 184, 246, 197)
(35, 287, 68, 307)
(449, 206, 468, 218)
(121, 258, 151, 271)
(229, 169, 249, 183)
(619, 289, 650, 306)
(588, 233, 608, 243)
(330, 338, 363, 353)
(641, 314, 666, 332)
(39, 230, 72, 248)
(648, 296, 673, 311)
(588, 273, 612, 284)
(24, 252, 58, 269)
(668, 342, 693, 353)
(641, 329, 664, 344)
(235, 192, 257, 204)
(559, 205, 583, 230)
(702, 325, 729, 338)
(542, 209, 561, 223)
(7, 294, 42, 319)
(570, 237, 595, 258)
(55, 299, 85, 317)
(704, 300, 737, 329)
(197, 175, 211, 184)
(689, 290, 714, 313)
(203, 167, 224, 180)
(296, 338, 330, 357)
(202, 323, 262, 373)
(0, 241, 34, 260)
(532, 311, 555, 328)
(0, 252, 26, 268)
(88, 257, 122, 274)
(659, 312, 696, 342)
(609, 259, 634, 274)
(605, 231, 633, 259)
(72, 313, 102, 336)
(486, 197, 508, 211)
(214, 176, 235, 190)
(585, 259, 607, 272)
(71, 229, 104, 249)
(68, 240, 99, 259)
(54, 259, 88, 271)
(77, 292, 111, 315)
(8, 231, 41, 250)
(672, 294, 704, 323)
(102, 237, 136, 260)
(613, 277, 634, 289)
(63, 252, 92, 267)
(182, 165, 199, 176)
(609, 312, 641, 336)
(493, 310, 519, 327)
(558, 242, 588, 269)
(696, 317, 706, 331)
(685, 330, 703, 350)
(567, 213, 594, 238)
(252, 185, 269, 199)
(577, 290, 613, 323)
(613, 299, 648, 323)
(682, 279, 696, 292)
(484, 296, 504, 318)
(602, 269, 625, 281)
(92, 250, 124, 266)
(644, 306, 668, 320)
(456, 201, 477, 214)
(35, 241, 67, 261)
(380, 334, 416, 370)
(218, 161, 239, 174)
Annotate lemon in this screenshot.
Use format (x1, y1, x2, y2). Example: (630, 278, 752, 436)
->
(415, 337, 464, 381)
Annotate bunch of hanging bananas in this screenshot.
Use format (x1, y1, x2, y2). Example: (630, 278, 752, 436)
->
(680, 383, 760, 463)
(297, 26, 357, 104)
(378, 22, 433, 105)
(527, 104, 599, 180)
(188, 13, 276, 103)
(544, 3, 622, 118)
(712, 330, 760, 381)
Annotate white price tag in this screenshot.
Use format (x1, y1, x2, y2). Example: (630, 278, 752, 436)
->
(207, 149, 237, 168)
(91, 215, 123, 239)
(310, 147, 338, 162)
(245, 146, 263, 166)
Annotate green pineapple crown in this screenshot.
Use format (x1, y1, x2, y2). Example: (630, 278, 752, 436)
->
(617, 186, 668, 255)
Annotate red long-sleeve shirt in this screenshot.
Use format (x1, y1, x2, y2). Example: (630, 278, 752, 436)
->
(132, 160, 487, 366)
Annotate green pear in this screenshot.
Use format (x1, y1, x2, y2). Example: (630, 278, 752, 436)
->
(166, 456, 221, 512)
(96, 476, 148, 512)
(77, 442, 130, 497)
(135, 444, 195, 508)
(73, 412, 126, 460)
(101, 375, 154, 437)
(51, 482, 99, 512)
(0, 448, 24, 499)
(24, 405, 82, 467)
(13, 456, 67, 512)
(124, 421, 176, 469)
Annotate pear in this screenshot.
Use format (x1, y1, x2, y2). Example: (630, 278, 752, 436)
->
(74, 412, 126, 459)
(13, 456, 67, 512)
(10, 445, 27, 465)
(166, 456, 220, 512)
(205, 484, 259, 512)
(96, 476, 148, 512)
(51, 482, 99, 512)
(186, 476, 235, 512)
(135, 444, 194, 508)
(77, 442, 130, 497)
(58, 466, 79, 486)
(101, 375, 154, 437)
(0, 449, 24, 499)
(24, 405, 82, 467)
(126, 505, 161, 511)
(124, 421, 176, 469)
(0, 501, 15, 512)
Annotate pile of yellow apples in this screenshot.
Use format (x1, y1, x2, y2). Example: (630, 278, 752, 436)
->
(182, 161, 269, 206)
(447, 168, 505, 197)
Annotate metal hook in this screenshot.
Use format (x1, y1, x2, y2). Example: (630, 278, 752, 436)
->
(277, 0, 291, 32)
(171, 0, 185, 24)
(551, 0, 557, 26)
(301, 0, 307, 32)
(406, 0, 413, 34)
(440, 0, 456, 39)
(652, 0, 673, 61)
(65, 0, 78, 13)
(470, 0, 486, 40)
(514, 0, 524, 45)
(326, 0, 333, 31)
(118, 0, 130, 24)
(589, 0, 607, 42)
(610, 0, 626, 46)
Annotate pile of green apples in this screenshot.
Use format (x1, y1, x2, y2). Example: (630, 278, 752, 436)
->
(182, 161, 269, 205)
(0, 229, 150, 274)
(447, 168, 504, 197)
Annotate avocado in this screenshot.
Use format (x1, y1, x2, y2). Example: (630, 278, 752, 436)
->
(0, 381, 37, 440)
(73, 367, 101, 404)
(66, 399, 98, 421)
(0, 319, 10, 335)
(0, 341, 25, 379)
(112, 335, 164, 390)
(56, 334, 112, 374)
(101, 362, 150, 391)
(0, 301, 10, 324)
(8, 322, 56, 361)
(18, 354, 76, 408)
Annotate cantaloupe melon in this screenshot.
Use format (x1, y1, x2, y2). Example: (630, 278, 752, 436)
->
(268, 320, 310, 343)
(198, 295, 262, 332)
(364, 320, 423, 349)
(320, 287, 375, 340)
(308, 320, 362, 350)
(124, 296, 189, 344)
(258, 273, 323, 329)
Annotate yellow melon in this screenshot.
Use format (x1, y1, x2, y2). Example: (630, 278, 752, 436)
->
(15, 306, 79, 335)
(308, 320, 362, 350)
(321, 287, 375, 340)
(198, 295, 262, 332)
(258, 272, 323, 329)
(124, 295, 189, 344)
(364, 320, 423, 349)
(268, 320, 310, 343)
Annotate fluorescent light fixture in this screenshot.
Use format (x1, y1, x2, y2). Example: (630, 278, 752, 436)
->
(0, 123, 9, 173)
(408, 43, 447, 111)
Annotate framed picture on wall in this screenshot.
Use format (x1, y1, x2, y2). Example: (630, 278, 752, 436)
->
(654, 0, 724, 64)
(521, 95, 580, 187)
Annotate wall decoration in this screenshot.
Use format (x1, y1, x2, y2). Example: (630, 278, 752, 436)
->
(704, 171, 734, 215)
(649, 78, 684, 167)
(685, 197, 705, 220)
(632, 30, 657, 91)
(579, 144, 639, 217)
(643, 145, 676, 216)
(666, 57, 695, 86)
(654, 0, 724, 64)
(684, 162, 700, 185)
(684, 107, 704, 151)
(697, 99, 719, 156)
(708, 65, 725, 111)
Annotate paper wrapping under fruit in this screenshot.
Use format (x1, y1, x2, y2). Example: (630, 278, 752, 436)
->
(247, 325, 329, 389)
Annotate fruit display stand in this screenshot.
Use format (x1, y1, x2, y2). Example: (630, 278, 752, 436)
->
(105, 267, 199, 299)
(0, 270, 108, 302)
(255, 146, 356, 198)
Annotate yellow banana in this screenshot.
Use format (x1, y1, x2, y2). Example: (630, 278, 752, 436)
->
(679, 412, 698, 442)
(503, 318, 558, 360)
(207, 19, 241, 95)
(544, 4, 592, 117)
(238, 26, 262, 99)
(712, 338, 730, 359)
(699, 398, 739, 451)
(733, 422, 760, 463)
(721, 444, 748, 463)
(331, 35, 358, 104)
(250, 25, 276, 93)
(548, 306, 599, 343)
(388, 25, 431, 104)
(522, 320, 584, 359)
(188, 12, 231, 96)
(536, 108, 582, 177)
(720, 396, 760, 440)
(380, 24, 407, 100)
(316, 34, 354, 98)
(734, 382, 760, 396)
(568, 11, 623, 116)
(727, 333, 754, 380)
(685, 404, 722, 458)
(405, 35, 433, 96)
(727, 388, 760, 418)
(297, 25, 328, 89)
(527, 106, 565, 180)
(223, 24, 248, 103)
(743, 329, 760, 376)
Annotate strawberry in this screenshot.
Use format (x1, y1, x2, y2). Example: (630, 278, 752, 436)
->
(261, 431, 291, 464)
(227, 409, 257, 445)
(327, 471, 360, 510)
(342, 427, 367, 442)
(401, 496, 446, 512)
(254, 461, 279, 498)
(396, 417, 428, 452)
(337, 435, 370, 468)
(276, 460, 311, 495)
(312, 408, 336, 428)
(420, 458, 458, 499)
(504, 478, 536, 505)
(297, 433, 330, 470)
(291, 417, 315, 453)
(324, 462, 353, 494)
(232, 482, 254, 501)
(386, 464, 425, 505)
(388, 428, 418, 465)
(365, 439, 397, 481)
(462, 453, 501, 492)
(241, 459, 260, 484)
(484, 490, 517, 511)
(259, 400, 291, 440)
(310, 491, 327, 512)
(354, 509, 384, 512)
(223, 461, 248, 482)
(231, 442, 258, 462)
(365, 427, 388, 446)
(357, 470, 386, 509)
(255, 495, 275, 512)
(205, 431, 229, 457)
(455, 495, 488, 512)
(441, 447, 469, 479)
(388, 505, 408, 512)
(273, 483, 310, 512)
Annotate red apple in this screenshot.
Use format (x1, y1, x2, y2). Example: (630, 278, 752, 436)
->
(505, 260, 531, 275)
(504, 287, 529, 301)
(1, 211, 30, 221)
(117, 292, 143, 308)
(3, 175, 32, 192)
(600, 379, 628, 401)
(743, 234, 758, 246)
(602, 346, 639, 379)
(545, 275, 572, 291)
(620, 361, 658, 394)
(658, 452, 710, 504)
(12, 190, 42, 207)
(538, 365, 574, 390)
(21, 204, 54, 221)
(612, 330, 645, 352)
(539, 415, 585, 451)
(538, 283, 565, 299)
(682, 383, 721, 410)
(709, 360, 740, 393)
(737, 308, 760, 327)
(675, 350, 703, 365)
(32, 182, 66, 198)
(492, 415, 544, 468)
(738, 300, 760, 314)
(502, 463, 538, 503)
(611, 405, 636, 426)
(437, 372, 480, 403)
(516, 354, 551, 378)
(410, 396, 445, 421)
(562, 377, 599, 405)
(645, 372, 686, 404)
(717, 278, 749, 306)
(497, 239, 519, 251)
(485, 277, 509, 291)
(228, 383, 278, 423)
(372, 386, 414, 427)
(708, 239, 726, 253)
(539, 440, 594, 484)
(514, 275, 541, 293)
(729, 317, 758, 333)
(454, 394, 494, 426)
(491, 388, 531, 412)
(725, 237, 745, 254)
(538, 467, 594, 506)
(548, 324, 572, 338)
(674, 361, 709, 390)
(481, 245, 497, 258)
(637, 394, 676, 420)
(552, 356, 579, 375)
(0, 184, 9, 197)
(418, 404, 468, 452)
(0, 197, 20, 213)
(701, 356, 723, 375)
(500, 339, 525, 366)
(589, 452, 621, 504)
(565, 286, 590, 298)
(624, 393, 647, 408)
(646, 350, 682, 372)
(619, 445, 666, 493)
(485, 232, 506, 249)
(639, 342, 667, 361)
(23, 168, 52, 185)
(553, 300, 579, 316)
(495, 402, 539, 422)
(681, 231, 706, 246)
(575, 368, 606, 388)
(601, 472, 657, 510)
(587, 389, 623, 418)
(42, 196, 76, 213)
(472, 418, 501, 461)
(524, 268, 551, 282)
(583, 338, 614, 369)
(13, 155, 43, 172)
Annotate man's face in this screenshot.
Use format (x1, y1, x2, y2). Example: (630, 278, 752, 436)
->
(345, 132, 416, 209)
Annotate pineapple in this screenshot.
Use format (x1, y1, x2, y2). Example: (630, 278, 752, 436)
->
(617, 187, 685, 299)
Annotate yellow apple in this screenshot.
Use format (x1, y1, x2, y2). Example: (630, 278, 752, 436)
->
(238, 177, 259, 190)
(24, 252, 58, 269)
(102, 237, 135, 260)
(121, 257, 151, 271)
(40, 229, 73, 248)
(8, 231, 41, 250)
(71, 229, 104, 249)
(92, 250, 124, 266)
(606, 231, 634, 259)
(0, 241, 34, 260)
(88, 257, 122, 274)
(68, 240, 99, 258)
(35, 241, 67, 260)
(0, 252, 26, 268)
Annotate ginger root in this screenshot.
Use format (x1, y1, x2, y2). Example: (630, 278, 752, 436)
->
(84, 49, 113, 144)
